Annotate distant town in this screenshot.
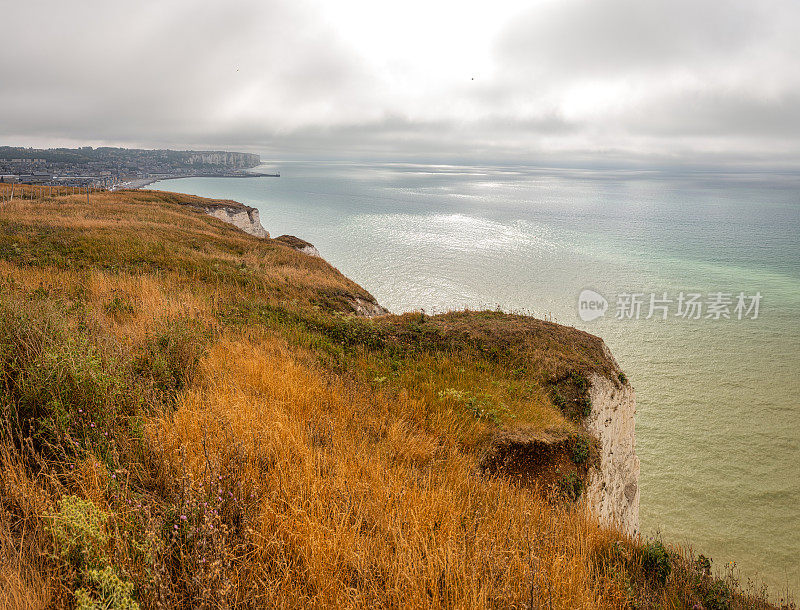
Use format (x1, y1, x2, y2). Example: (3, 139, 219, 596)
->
(0, 146, 277, 189)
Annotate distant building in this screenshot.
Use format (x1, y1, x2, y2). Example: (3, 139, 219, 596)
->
(19, 173, 53, 184)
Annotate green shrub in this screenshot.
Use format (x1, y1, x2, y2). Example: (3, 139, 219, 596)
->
(696, 554, 712, 576)
(577, 395, 592, 417)
(697, 577, 733, 610)
(559, 472, 584, 501)
(618, 371, 628, 385)
(570, 372, 588, 393)
(75, 566, 140, 610)
(104, 295, 135, 319)
(691, 555, 734, 610)
(640, 540, 671, 586)
(572, 436, 590, 465)
(48, 496, 140, 609)
(47, 495, 109, 571)
(437, 388, 514, 425)
(133, 318, 209, 397)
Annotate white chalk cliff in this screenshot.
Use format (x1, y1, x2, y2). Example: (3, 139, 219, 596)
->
(206, 206, 269, 239)
(585, 362, 640, 536)
(274, 235, 321, 258)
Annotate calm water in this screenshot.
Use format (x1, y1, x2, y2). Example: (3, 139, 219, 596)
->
(151, 162, 800, 593)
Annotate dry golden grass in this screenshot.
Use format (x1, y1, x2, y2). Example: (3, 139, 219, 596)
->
(0, 561, 52, 610)
(150, 335, 628, 607)
(0, 447, 57, 609)
(0, 188, 789, 609)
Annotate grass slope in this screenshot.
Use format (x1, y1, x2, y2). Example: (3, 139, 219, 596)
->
(0, 187, 789, 609)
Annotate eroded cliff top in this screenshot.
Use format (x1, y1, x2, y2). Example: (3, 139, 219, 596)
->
(377, 310, 621, 385)
(134, 188, 260, 214)
(274, 234, 316, 250)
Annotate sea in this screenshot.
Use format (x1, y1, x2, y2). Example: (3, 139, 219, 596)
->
(150, 161, 800, 595)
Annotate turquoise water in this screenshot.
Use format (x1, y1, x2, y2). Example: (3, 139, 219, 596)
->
(150, 162, 800, 594)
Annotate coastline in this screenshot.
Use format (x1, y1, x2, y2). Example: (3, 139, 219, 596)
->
(143, 165, 800, 595)
(116, 171, 279, 190)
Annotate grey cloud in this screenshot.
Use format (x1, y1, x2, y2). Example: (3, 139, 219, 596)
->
(1, 0, 373, 142)
(1, 0, 800, 167)
(621, 90, 800, 138)
(481, 0, 800, 158)
(495, 0, 775, 82)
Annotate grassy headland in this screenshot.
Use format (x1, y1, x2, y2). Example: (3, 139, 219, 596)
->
(0, 186, 789, 608)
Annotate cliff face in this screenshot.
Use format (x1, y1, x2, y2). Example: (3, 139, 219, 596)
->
(206, 206, 269, 239)
(585, 364, 640, 536)
(186, 151, 261, 168)
(274, 235, 322, 258)
(346, 296, 389, 318)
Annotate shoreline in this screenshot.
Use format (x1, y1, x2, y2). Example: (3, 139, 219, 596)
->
(116, 171, 280, 190)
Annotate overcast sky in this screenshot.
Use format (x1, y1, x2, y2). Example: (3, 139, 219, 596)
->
(2, 0, 799, 167)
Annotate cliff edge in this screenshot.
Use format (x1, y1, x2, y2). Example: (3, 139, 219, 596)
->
(153, 189, 640, 530)
(0, 186, 777, 609)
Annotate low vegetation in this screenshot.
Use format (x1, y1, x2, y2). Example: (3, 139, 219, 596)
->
(0, 187, 791, 608)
